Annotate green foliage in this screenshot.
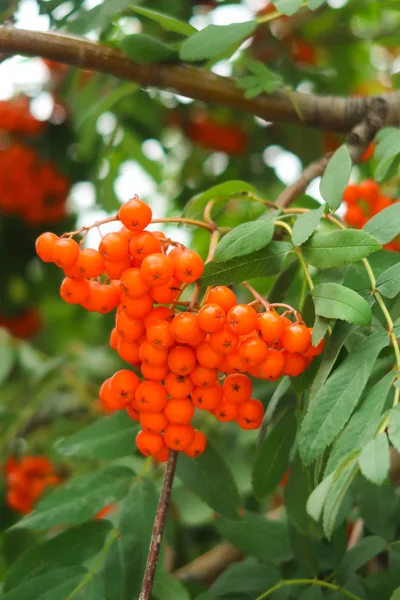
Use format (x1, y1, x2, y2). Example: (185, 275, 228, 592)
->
(376, 262, 400, 298)
(119, 34, 178, 64)
(214, 217, 275, 262)
(237, 60, 284, 98)
(180, 22, 257, 62)
(302, 230, 381, 269)
(373, 128, 400, 182)
(292, 204, 325, 247)
(311, 283, 372, 326)
(184, 181, 256, 221)
(358, 433, 390, 485)
(320, 145, 352, 211)
(363, 203, 400, 244)
(153, 572, 190, 600)
(130, 7, 197, 36)
(205, 560, 279, 599)
(1, 567, 88, 600)
(336, 536, 387, 582)
(0, 330, 15, 385)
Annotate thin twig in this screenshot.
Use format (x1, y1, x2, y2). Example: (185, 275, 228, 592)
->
(139, 450, 178, 600)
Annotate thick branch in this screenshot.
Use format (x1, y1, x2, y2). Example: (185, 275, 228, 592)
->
(139, 450, 178, 600)
(0, 26, 400, 132)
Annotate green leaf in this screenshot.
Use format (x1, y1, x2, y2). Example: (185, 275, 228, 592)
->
(268, 259, 299, 303)
(359, 433, 390, 485)
(306, 473, 334, 522)
(311, 283, 372, 326)
(355, 478, 399, 539)
(201, 242, 292, 286)
(13, 466, 134, 530)
(390, 585, 400, 600)
(184, 180, 256, 220)
(104, 478, 159, 600)
(252, 411, 296, 499)
(284, 456, 322, 537)
(257, 377, 292, 446)
(216, 511, 292, 563)
(326, 372, 395, 475)
(4, 521, 112, 592)
(1, 566, 87, 600)
(320, 145, 352, 211)
(119, 34, 178, 64)
(292, 204, 325, 247)
(180, 21, 257, 62)
(54, 412, 139, 459)
(177, 443, 241, 519)
(214, 218, 274, 263)
(130, 6, 197, 36)
(153, 572, 190, 600)
(322, 456, 359, 538)
(0, 330, 15, 384)
(302, 230, 381, 269)
(376, 262, 400, 299)
(275, 0, 303, 16)
(363, 203, 400, 244)
(312, 316, 331, 347)
(337, 536, 387, 582)
(207, 560, 279, 598)
(299, 331, 389, 465)
(237, 60, 284, 97)
(307, 0, 326, 7)
(388, 406, 400, 453)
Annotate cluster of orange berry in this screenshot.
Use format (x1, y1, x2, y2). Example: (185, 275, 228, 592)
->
(343, 180, 400, 251)
(36, 197, 323, 460)
(4, 455, 60, 514)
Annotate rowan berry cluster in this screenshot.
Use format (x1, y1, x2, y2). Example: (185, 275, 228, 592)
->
(4, 456, 60, 514)
(343, 180, 400, 251)
(0, 142, 69, 225)
(36, 197, 323, 461)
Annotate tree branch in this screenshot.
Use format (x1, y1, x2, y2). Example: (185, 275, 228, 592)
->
(0, 25, 400, 132)
(276, 96, 389, 208)
(139, 450, 178, 600)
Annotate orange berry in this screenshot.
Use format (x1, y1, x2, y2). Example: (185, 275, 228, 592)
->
(165, 372, 194, 398)
(104, 257, 132, 280)
(129, 231, 161, 263)
(117, 338, 140, 364)
(109, 369, 140, 404)
(209, 327, 239, 355)
(223, 352, 247, 374)
(237, 398, 264, 430)
(206, 286, 237, 313)
(150, 277, 181, 304)
(120, 294, 153, 319)
(196, 341, 223, 369)
(146, 319, 175, 349)
(154, 444, 170, 463)
(251, 349, 285, 380)
(116, 312, 145, 341)
(258, 311, 285, 346)
(126, 405, 140, 421)
(343, 185, 359, 205)
(144, 306, 173, 328)
(184, 429, 207, 457)
(136, 430, 164, 456)
(141, 362, 169, 381)
(283, 352, 308, 376)
(170, 313, 201, 344)
(164, 424, 195, 451)
(100, 378, 126, 411)
(238, 337, 268, 367)
(303, 334, 325, 357)
(140, 411, 168, 433)
(198, 303, 226, 333)
(135, 380, 168, 412)
(99, 232, 129, 262)
(140, 253, 174, 287)
(164, 397, 194, 424)
(223, 373, 252, 404)
(190, 365, 218, 387)
(65, 248, 104, 279)
(186, 328, 207, 348)
(192, 383, 222, 411)
(118, 197, 152, 232)
(358, 179, 380, 204)
(282, 324, 311, 354)
(226, 304, 258, 336)
(344, 204, 365, 228)
(173, 249, 204, 283)
(139, 340, 168, 367)
(35, 232, 58, 262)
(120, 268, 150, 298)
(167, 345, 197, 375)
(86, 283, 119, 313)
(110, 327, 120, 350)
(53, 238, 80, 268)
(60, 277, 90, 304)
(214, 401, 238, 422)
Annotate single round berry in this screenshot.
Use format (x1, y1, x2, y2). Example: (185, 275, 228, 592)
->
(100, 378, 125, 411)
(173, 249, 204, 283)
(117, 339, 140, 365)
(192, 383, 222, 411)
(116, 312, 145, 341)
(164, 397, 194, 425)
(110, 370, 140, 403)
(167, 345, 197, 376)
(65, 248, 105, 279)
(184, 429, 206, 457)
(99, 232, 129, 262)
(86, 283, 119, 313)
(206, 286, 237, 313)
(110, 327, 120, 350)
(141, 362, 169, 382)
(53, 238, 80, 268)
(36, 232, 58, 262)
(196, 341, 223, 369)
(139, 340, 168, 367)
(135, 380, 168, 413)
(165, 372, 194, 398)
(170, 313, 201, 344)
(150, 277, 181, 304)
(104, 257, 131, 280)
(140, 253, 174, 287)
(120, 294, 153, 319)
(140, 411, 168, 433)
(303, 332, 325, 357)
(120, 268, 150, 298)
(144, 306, 173, 328)
(146, 319, 175, 349)
(129, 231, 161, 263)
(164, 424, 195, 451)
(223, 373, 252, 404)
(282, 324, 311, 354)
(226, 304, 258, 336)
(189, 366, 218, 387)
(118, 197, 152, 232)
(214, 401, 238, 422)
(154, 444, 170, 463)
(237, 398, 264, 430)
(251, 349, 285, 381)
(60, 277, 90, 304)
(198, 303, 226, 333)
(209, 327, 239, 355)
(136, 430, 164, 456)
(283, 352, 308, 377)
(258, 311, 285, 346)
(238, 338, 268, 367)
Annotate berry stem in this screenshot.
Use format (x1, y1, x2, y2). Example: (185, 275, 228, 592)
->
(62, 215, 119, 238)
(243, 281, 270, 311)
(139, 450, 178, 600)
(150, 217, 214, 232)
